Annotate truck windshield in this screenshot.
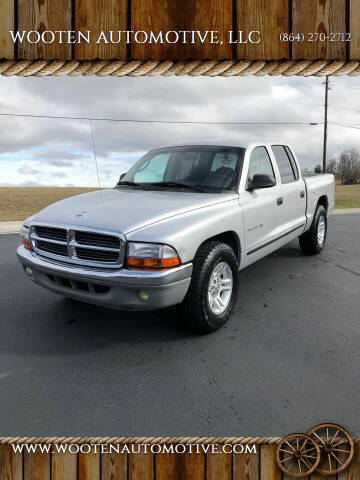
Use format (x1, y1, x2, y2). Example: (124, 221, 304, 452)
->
(118, 146, 245, 193)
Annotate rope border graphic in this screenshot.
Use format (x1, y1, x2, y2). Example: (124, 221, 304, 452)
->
(1, 59, 360, 76)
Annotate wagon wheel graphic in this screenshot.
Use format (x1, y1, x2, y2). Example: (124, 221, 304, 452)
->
(276, 433, 321, 477)
(307, 423, 355, 475)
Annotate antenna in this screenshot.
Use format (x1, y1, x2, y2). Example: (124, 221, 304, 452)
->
(90, 119, 101, 189)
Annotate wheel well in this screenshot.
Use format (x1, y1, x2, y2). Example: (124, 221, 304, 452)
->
(317, 195, 329, 211)
(203, 231, 240, 263)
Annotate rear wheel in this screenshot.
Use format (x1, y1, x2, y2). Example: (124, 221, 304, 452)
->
(180, 241, 239, 334)
(299, 205, 327, 255)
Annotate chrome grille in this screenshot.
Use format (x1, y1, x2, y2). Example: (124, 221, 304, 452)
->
(35, 226, 67, 242)
(75, 231, 120, 249)
(37, 240, 68, 257)
(75, 247, 119, 262)
(30, 225, 125, 268)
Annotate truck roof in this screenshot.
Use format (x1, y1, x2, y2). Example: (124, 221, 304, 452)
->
(159, 140, 290, 149)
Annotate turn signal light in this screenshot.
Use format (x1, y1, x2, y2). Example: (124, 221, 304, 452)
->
(21, 238, 33, 251)
(20, 225, 33, 251)
(126, 256, 180, 269)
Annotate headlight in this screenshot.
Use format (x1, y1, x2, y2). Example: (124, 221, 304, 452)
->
(125, 242, 180, 269)
(20, 225, 32, 251)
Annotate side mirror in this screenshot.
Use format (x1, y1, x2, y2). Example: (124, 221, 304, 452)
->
(119, 173, 126, 181)
(247, 174, 276, 191)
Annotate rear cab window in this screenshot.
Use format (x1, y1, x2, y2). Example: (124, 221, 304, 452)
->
(271, 145, 299, 183)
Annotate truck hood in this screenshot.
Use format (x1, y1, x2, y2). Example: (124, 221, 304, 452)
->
(31, 188, 238, 234)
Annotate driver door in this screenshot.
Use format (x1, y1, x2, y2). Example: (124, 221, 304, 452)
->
(241, 146, 284, 266)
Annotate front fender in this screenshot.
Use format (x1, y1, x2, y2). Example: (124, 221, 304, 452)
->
(126, 199, 244, 264)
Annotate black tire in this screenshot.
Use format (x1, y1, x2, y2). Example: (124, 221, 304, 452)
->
(180, 241, 239, 334)
(299, 205, 327, 255)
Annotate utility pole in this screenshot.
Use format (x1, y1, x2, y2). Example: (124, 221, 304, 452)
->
(323, 76, 329, 173)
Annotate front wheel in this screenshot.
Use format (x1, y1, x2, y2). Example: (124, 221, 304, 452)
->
(299, 205, 327, 255)
(180, 241, 239, 334)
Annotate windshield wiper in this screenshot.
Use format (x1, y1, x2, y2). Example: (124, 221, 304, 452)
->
(148, 182, 207, 193)
(117, 180, 139, 186)
(117, 181, 148, 189)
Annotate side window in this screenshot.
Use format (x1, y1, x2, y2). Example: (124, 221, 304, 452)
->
(248, 147, 275, 182)
(271, 145, 297, 184)
(284, 146, 299, 180)
(133, 153, 169, 182)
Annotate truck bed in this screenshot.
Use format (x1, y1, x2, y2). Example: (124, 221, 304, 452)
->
(304, 173, 335, 220)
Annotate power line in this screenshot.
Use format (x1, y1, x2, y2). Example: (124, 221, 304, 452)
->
(0, 112, 319, 125)
(1, 110, 360, 129)
(330, 85, 360, 90)
(329, 104, 360, 112)
(329, 122, 360, 130)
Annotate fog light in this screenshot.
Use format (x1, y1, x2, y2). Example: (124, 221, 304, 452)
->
(138, 290, 149, 302)
(25, 267, 33, 277)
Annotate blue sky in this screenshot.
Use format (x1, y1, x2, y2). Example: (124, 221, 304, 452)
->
(0, 74, 359, 187)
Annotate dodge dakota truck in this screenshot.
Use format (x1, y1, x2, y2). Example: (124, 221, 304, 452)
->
(17, 141, 335, 333)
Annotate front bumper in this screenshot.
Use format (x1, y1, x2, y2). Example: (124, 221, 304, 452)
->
(17, 245, 192, 311)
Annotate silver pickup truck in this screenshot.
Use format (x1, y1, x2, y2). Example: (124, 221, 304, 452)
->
(17, 141, 335, 333)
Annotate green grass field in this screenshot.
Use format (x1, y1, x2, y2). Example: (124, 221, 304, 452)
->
(334, 184, 360, 209)
(0, 184, 359, 222)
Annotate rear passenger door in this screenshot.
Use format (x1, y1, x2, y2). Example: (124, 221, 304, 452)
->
(271, 145, 306, 234)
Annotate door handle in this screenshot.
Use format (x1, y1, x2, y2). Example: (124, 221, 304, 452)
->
(277, 197, 283, 206)
(300, 191, 305, 198)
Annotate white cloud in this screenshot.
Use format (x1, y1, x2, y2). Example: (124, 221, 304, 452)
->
(36, 148, 91, 163)
(18, 165, 39, 175)
(45, 159, 74, 167)
(0, 75, 359, 187)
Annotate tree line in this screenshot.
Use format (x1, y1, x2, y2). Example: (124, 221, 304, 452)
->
(314, 148, 360, 184)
